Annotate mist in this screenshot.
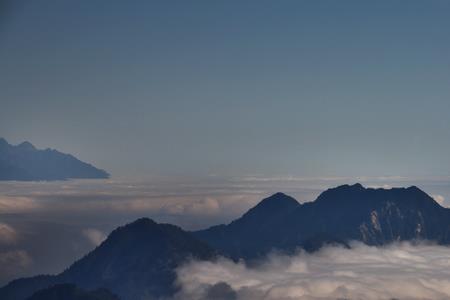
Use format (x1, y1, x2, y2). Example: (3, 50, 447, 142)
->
(176, 242, 450, 300)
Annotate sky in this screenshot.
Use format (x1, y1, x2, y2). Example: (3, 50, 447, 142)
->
(2, 0, 450, 179)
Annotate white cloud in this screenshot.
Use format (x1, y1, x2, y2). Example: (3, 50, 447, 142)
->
(0, 250, 32, 268)
(366, 184, 392, 189)
(0, 250, 32, 282)
(432, 194, 446, 206)
(0, 223, 18, 245)
(176, 242, 450, 300)
(0, 196, 38, 213)
(163, 197, 221, 216)
(82, 228, 106, 246)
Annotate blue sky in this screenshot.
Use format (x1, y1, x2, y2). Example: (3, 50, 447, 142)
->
(1, 0, 450, 179)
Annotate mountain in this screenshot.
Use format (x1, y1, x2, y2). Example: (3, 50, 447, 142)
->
(26, 284, 119, 300)
(2, 184, 450, 300)
(0, 138, 109, 181)
(194, 192, 301, 258)
(194, 183, 450, 258)
(59, 218, 216, 299)
(0, 218, 216, 300)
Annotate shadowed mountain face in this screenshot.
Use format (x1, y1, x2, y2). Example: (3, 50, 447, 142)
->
(60, 218, 216, 299)
(26, 284, 119, 300)
(0, 219, 216, 300)
(194, 184, 450, 258)
(193, 192, 301, 258)
(2, 184, 450, 300)
(0, 138, 109, 181)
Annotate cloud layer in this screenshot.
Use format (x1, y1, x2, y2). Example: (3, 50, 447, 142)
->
(1, 177, 450, 287)
(0, 223, 17, 245)
(82, 228, 107, 246)
(176, 242, 450, 300)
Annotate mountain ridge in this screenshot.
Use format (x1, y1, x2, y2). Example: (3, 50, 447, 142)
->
(0, 218, 216, 300)
(0, 138, 109, 181)
(26, 284, 120, 300)
(194, 183, 449, 258)
(2, 184, 450, 300)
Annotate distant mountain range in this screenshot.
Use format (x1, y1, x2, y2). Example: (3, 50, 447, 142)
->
(1, 184, 449, 300)
(0, 138, 109, 181)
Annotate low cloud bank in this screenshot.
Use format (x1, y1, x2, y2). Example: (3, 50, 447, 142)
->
(0, 250, 32, 284)
(82, 228, 106, 246)
(176, 242, 450, 300)
(432, 194, 446, 207)
(0, 223, 17, 245)
(0, 178, 449, 286)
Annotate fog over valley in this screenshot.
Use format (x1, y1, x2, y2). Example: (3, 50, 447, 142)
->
(1, 177, 450, 299)
(177, 242, 450, 300)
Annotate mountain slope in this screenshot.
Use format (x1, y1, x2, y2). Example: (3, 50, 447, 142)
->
(194, 192, 301, 258)
(195, 184, 450, 258)
(3, 184, 450, 300)
(0, 138, 109, 181)
(26, 284, 119, 300)
(0, 218, 216, 300)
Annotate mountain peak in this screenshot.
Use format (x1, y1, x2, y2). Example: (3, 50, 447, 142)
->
(336, 183, 365, 191)
(235, 192, 300, 225)
(127, 217, 157, 227)
(250, 192, 299, 212)
(351, 182, 364, 189)
(106, 218, 161, 241)
(60, 217, 216, 300)
(407, 185, 423, 192)
(0, 138, 109, 181)
(315, 183, 366, 202)
(315, 183, 440, 212)
(17, 141, 36, 151)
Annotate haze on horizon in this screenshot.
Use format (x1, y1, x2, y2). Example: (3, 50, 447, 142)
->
(1, 0, 450, 180)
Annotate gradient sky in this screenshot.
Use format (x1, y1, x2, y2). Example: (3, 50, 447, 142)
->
(1, 0, 450, 179)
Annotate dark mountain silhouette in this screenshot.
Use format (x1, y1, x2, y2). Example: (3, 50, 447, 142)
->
(0, 218, 216, 300)
(0, 138, 109, 181)
(0, 275, 56, 300)
(60, 218, 216, 299)
(26, 284, 119, 300)
(2, 184, 450, 300)
(194, 192, 301, 258)
(195, 183, 450, 259)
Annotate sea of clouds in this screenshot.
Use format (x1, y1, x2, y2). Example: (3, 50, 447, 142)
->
(0, 176, 449, 289)
(176, 242, 450, 300)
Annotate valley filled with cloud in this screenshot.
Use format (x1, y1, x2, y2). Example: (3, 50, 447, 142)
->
(1, 176, 450, 295)
(177, 242, 450, 300)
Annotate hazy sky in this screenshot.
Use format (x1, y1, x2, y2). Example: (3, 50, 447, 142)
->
(1, 0, 450, 179)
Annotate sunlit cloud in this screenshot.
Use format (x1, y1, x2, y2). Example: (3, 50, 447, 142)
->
(176, 242, 450, 300)
(0, 250, 32, 269)
(0, 223, 17, 245)
(0, 180, 264, 222)
(366, 184, 392, 189)
(0, 250, 32, 284)
(432, 194, 446, 207)
(0, 196, 38, 213)
(82, 228, 106, 246)
(1, 178, 450, 287)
